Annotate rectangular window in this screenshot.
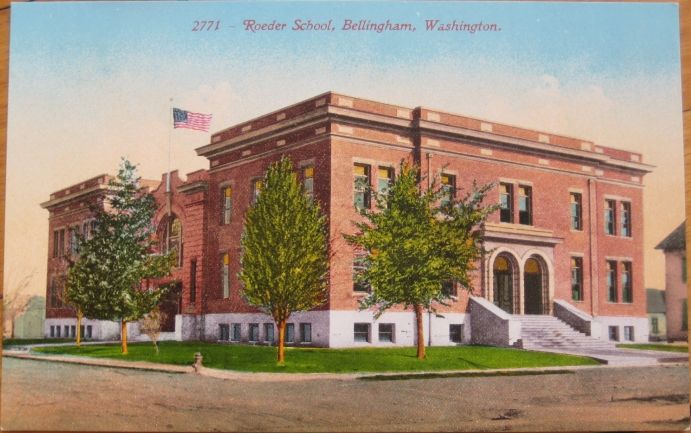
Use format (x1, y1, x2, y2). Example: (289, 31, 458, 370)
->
(70, 325, 76, 338)
(518, 185, 532, 225)
(354, 323, 370, 343)
(264, 323, 274, 343)
(252, 179, 263, 203)
(605, 200, 616, 235)
(682, 299, 688, 331)
(221, 253, 230, 298)
(442, 280, 457, 297)
(300, 323, 312, 343)
(55, 326, 60, 338)
(571, 257, 583, 301)
(303, 166, 315, 199)
(231, 324, 241, 342)
(606, 260, 618, 302)
(64, 326, 69, 337)
(624, 326, 634, 341)
(449, 324, 464, 343)
(440, 173, 457, 207)
(82, 222, 90, 240)
(651, 317, 659, 334)
(352, 255, 370, 292)
(378, 323, 394, 343)
(353, 164, 371, 210)
(219, 324, 230, 341)
(53, 230, 59, 258)
(189, 259, 197, 304)
(570, 193, 582, 230)
(50, 325, 55, 338)
(80, 325, 85, 339)
(70, 228, 78, 255)
(49, 279, 58, 308)
(683, 256, 687, 283)
(377, 166, 394, 196)
(286, 323, 295, 343)
(249, 323, 259, 342)
(58, 229, 65, 257)
(86, 325, 92, 339)
(608, 326, 620, 341)
(622, 262, 633, 303)
(499, 183, 513, 223)
(221, 185, 233, 225)
(621, 202, 632, 237)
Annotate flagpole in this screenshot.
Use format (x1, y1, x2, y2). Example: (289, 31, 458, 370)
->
(167, 98, 173, 195)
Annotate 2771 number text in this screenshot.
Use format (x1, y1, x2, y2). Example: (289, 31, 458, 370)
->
(192, 21, 221, 31)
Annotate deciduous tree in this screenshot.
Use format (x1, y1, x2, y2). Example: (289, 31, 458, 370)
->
(239, 157, 329, 364)
(345, 162, 496, 359)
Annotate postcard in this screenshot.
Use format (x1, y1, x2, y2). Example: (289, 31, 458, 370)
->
(2, 1, 688, 431)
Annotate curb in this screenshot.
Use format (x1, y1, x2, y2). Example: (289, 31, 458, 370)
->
(5, 349, 686, 382)
(3, 350, 193, 374)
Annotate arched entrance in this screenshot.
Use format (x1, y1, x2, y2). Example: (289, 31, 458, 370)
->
(524, 258, 543, 314)
(493, 255, 516, 314)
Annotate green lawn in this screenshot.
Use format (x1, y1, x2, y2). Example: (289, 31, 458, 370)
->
(617, 343, 689, 353)
(33, 342, 600, 373)
(3, 338, 74, 346)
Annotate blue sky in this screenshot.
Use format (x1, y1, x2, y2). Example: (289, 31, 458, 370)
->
(5, 1, 683, 294)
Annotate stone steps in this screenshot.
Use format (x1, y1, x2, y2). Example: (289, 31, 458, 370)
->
(513, 315, 615, 351)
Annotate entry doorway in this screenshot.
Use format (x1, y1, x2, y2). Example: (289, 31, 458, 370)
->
(523, 257, 545, 314)
(493, 255, 515, 314)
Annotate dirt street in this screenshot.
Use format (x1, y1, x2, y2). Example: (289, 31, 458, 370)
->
(1, 357, 689, 431)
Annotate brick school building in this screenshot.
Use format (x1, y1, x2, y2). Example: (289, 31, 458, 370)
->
(41, 92, 652, 347)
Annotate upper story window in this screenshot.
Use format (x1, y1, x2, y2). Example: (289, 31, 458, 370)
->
(571, 257, 583, 301)
(53, 229, 65, 258)
(303, 166, 315, 199)
(682, 255, 687, 283)
(621, 202, 632, 237)
(221, 252, 230, 298)
(621, 261, 633, 303)
(440, 174, 457, 207)
(377, 166, 394, 195)
(604, 200, 616, 235)
(570, 193, 582, 231)
(189, 259, 197, 304)
(221, 185, 233, 225)
(252, 179, 263, 204)
(606, 260, 618, 302)
(518, 185, 532, 225)
(499, 183, 513, 223)
(161, 216, 182, 267)
(353, 254, 370, 293)
(442, 280, 457, 297)
(353, 164, 371, 210)
(82, 221, 91, 240)
(70, 227, 79, 255)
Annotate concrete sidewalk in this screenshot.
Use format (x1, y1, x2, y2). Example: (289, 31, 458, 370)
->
(528, 346, 688, 366)
(3, 348, 687, 383)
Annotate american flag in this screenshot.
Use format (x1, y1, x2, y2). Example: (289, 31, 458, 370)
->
(173, 108, 212, 132)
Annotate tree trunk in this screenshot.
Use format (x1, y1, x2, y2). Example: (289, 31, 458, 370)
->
(414, 304, 426, 360)
(121, 321, 128, 355)
(277, 319, 286, 364)
(76, 311, 83, 347)
(10, 318, 15, 339)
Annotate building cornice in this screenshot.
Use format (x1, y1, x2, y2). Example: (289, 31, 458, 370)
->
(40, 184, 109, 210)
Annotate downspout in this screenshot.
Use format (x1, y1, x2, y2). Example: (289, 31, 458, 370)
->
(588, 178, 598, 316)
(427, 151, 433, 347)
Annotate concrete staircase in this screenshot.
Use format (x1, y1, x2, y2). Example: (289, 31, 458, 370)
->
(512, 314, 615, 351)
